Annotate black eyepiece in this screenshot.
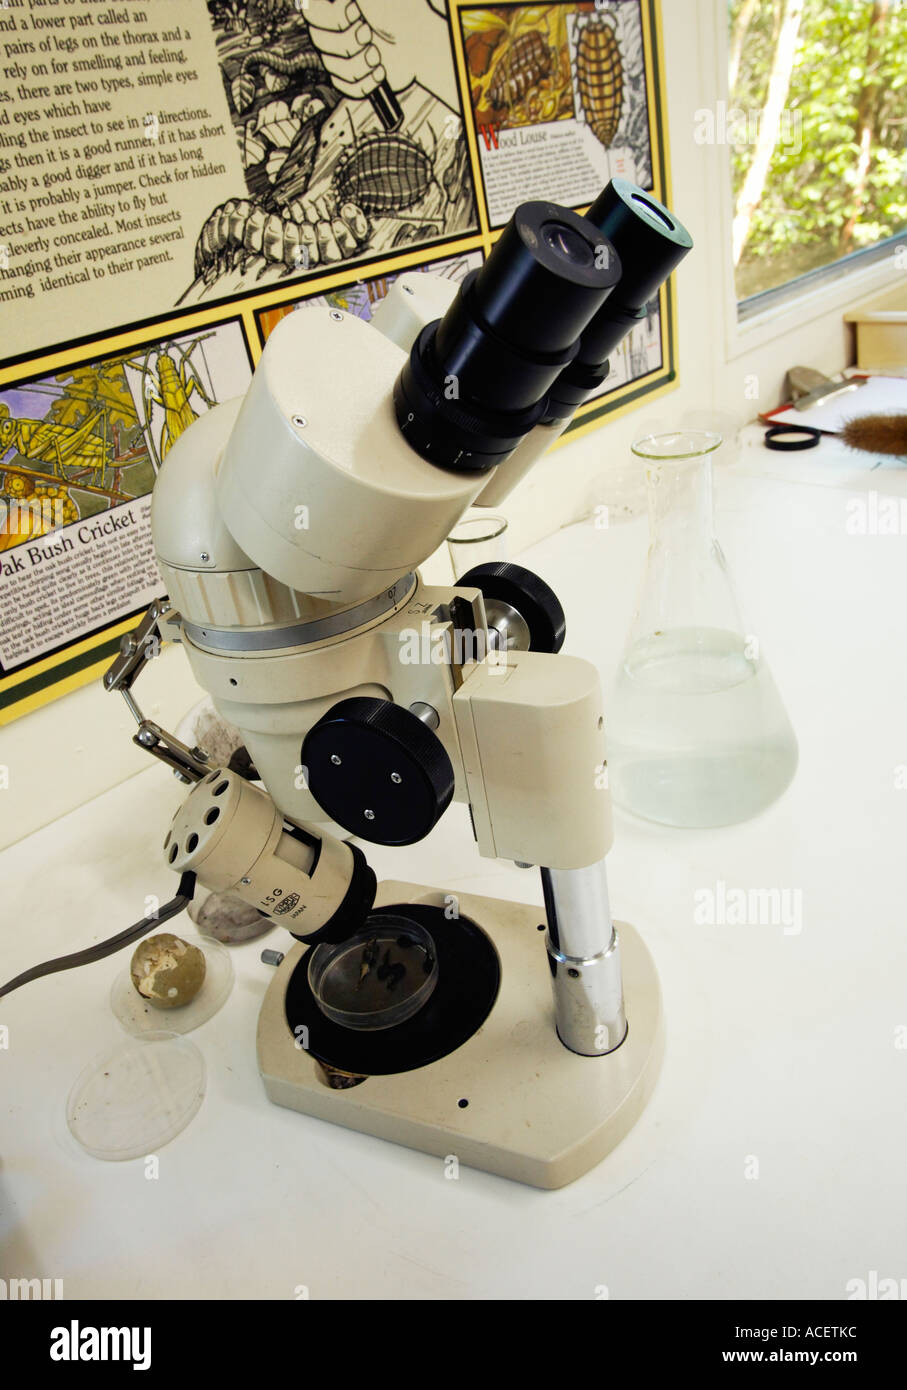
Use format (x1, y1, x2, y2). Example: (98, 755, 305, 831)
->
(588, 180, 691, 306)
(544, 179, 693, 421)
(393, 200, 620, 473)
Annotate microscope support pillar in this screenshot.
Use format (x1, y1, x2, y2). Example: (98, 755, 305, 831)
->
(541, 859, 627, 1056)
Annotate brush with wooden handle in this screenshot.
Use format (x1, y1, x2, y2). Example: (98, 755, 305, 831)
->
(841, 414, 907, 457)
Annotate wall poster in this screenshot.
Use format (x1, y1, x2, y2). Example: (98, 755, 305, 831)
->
(0, 0, 675, 724)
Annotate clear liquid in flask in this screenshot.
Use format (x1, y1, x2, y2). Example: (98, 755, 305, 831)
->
(608, 626, 798, 828)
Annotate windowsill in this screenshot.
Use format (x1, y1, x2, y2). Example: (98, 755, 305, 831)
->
(724, 246, 903, 360)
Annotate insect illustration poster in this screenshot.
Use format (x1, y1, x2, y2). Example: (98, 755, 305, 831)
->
(0, 324, 252, 677)
(0, 0, 672, 723)
(461, 3, 652, 225)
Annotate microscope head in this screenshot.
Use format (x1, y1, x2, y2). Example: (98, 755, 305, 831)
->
(214, 306, 482, 603)
(214, 201, 618, 604)
(213, 182, 690, 606)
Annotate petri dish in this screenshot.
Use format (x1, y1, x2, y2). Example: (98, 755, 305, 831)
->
(110, 933, 234, 1036)
(308, 913, 438, 1031)
(66, 1032, 206, 1161)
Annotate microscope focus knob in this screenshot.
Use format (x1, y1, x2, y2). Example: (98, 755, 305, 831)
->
(301, 698, 455, 847)
(457, 561, 566, 654)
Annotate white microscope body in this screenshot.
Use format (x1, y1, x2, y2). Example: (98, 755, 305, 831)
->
(108, 181, 692, 1187)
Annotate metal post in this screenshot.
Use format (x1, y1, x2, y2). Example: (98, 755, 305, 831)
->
(540, 859, 627, 1056)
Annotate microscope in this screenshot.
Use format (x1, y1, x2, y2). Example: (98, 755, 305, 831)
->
(105, 179, 692, 1188)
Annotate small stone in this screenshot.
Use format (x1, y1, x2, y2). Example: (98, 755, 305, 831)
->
(130, 934, 206, 1010)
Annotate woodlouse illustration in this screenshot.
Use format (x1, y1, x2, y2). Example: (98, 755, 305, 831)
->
(487, 30, 553, 111)
(464, 7, 574, 134)
(575, 16, 624, 149)
(332, 132, 435, 217)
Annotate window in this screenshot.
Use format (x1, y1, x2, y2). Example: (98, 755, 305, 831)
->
(728, 0, 907, 308)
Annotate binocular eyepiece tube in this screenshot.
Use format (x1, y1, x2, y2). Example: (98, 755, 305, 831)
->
(393, 178, 692, 473)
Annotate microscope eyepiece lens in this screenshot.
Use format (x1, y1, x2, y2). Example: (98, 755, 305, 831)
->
(628, 189, 676, 231)
(392, 179, 692, 461)
(541, 220, 596, 267)
(393, 200, 620, 472)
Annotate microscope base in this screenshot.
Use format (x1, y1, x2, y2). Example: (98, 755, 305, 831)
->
(257, 881, 663, 1189)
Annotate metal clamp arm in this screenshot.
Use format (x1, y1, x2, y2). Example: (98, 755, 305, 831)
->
(103, 600, 209, 784)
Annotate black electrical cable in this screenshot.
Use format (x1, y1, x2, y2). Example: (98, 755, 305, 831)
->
(0, 871, 196, 1000)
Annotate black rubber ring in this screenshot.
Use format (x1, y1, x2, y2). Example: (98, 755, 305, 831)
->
(764, 423, 822, 451)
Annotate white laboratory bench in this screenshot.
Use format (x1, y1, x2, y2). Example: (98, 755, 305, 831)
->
(2, 432, 906, 1300)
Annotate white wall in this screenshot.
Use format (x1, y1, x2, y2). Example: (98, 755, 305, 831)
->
(1, 0, 900, 850)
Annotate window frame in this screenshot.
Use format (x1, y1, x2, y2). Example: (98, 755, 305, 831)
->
(737, 232, 907, 324)
(712, 0, 906, 362)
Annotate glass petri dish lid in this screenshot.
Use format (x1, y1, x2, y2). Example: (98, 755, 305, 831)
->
(66, 1032, 206, 1161)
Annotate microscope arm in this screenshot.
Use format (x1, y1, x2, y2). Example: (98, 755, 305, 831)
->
(453, 651, 626, 1055)
(452, 650, 610, 868)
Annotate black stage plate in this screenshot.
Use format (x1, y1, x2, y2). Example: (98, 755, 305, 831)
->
(285, 902, 501, 1075)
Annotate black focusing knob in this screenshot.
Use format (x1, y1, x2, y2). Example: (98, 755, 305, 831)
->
(457, 562, 566, 654)
(301, 698, 455, 847)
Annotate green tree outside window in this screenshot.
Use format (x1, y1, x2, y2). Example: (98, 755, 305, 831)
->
(729, 0, 907, 300)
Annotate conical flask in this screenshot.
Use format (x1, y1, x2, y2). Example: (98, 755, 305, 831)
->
(607, 431, 798, 827)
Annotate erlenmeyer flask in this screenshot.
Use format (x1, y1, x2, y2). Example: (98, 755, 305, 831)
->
(607, 431, 798, 827)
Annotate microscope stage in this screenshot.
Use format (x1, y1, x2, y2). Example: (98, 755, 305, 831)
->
(257, 881, 663, 1189)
